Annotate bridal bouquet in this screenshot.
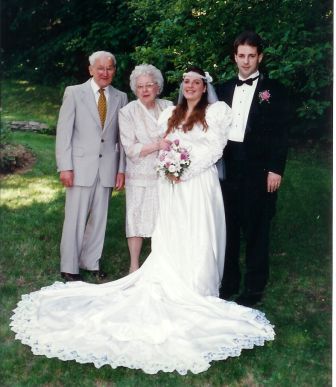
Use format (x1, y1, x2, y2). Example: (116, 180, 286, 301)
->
(157, 139, 191, 182)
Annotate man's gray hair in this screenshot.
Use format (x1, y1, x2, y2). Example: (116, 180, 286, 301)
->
(130, 64, 164, 95)
(89, 51, 116, 66)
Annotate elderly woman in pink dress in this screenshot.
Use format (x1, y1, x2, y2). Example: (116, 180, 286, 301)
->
(119, 64, 172, 273)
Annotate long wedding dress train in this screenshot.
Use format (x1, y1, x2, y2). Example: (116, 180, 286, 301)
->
(10, 102, 274, 375)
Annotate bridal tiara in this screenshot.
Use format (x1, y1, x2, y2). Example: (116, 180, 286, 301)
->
(182, 71, 213, 83)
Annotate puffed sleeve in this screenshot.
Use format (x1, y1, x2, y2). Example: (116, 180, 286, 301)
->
(180, 101, 232, 181)
(118, 105, 143, 163)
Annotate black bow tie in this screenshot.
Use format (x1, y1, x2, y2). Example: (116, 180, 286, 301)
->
(236, 75, 259, 86)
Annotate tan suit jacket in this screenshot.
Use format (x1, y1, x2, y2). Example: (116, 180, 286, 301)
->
(56, 79, 127, 187)
(56, 79, 127, 273)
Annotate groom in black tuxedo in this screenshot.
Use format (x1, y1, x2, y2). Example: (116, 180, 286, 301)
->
(217, 31, 289, 306)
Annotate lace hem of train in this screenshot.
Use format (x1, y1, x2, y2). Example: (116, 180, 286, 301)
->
(10, 282, 274, 375)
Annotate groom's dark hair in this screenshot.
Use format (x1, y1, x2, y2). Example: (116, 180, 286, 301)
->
(233, 31, 264, 54)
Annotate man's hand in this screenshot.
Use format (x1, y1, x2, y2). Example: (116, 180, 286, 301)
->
(115, 173, 125, 190)
(60, 170, 74, 187)
(267, 172, 282, 193)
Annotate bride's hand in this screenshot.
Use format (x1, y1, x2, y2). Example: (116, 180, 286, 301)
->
(167, 174, 180, 184)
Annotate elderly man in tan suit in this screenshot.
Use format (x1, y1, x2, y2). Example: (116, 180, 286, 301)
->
(56, 51, 128, 281)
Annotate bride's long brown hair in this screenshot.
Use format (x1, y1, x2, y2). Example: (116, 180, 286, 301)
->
(166, 66, 209, 134)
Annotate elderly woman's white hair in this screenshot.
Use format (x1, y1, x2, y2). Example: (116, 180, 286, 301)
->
(89, 51, 116, 66)
(130, 64, 164, 95)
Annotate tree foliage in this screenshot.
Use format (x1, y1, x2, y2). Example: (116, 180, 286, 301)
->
(129, 0, 332, 137)
(2, 0, 332, 138)
(1, 0, 146, 89)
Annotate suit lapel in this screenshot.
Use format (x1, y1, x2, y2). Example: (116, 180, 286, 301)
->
(80, 80, 101, 128)
(104, 86, 119, 131)
(224, 80, 236, 107)
(245, 74, 264, 133)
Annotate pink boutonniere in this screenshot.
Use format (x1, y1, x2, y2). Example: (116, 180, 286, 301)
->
(259, 90, 271, 104)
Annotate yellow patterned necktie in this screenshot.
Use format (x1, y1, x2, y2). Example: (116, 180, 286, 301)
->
(98, 88, 107, 128)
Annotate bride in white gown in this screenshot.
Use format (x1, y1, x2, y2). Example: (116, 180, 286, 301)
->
(10, 67, 274, 375)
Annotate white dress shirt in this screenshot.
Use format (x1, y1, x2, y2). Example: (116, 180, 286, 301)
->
(90, 78, 109, 104)
(228, 71, 259, 142)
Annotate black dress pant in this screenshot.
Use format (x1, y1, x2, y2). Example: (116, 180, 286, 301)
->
(220, 160, 277, 295)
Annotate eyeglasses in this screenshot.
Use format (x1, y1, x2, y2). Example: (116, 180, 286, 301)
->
(136, 82, 157, 91)
(96, 67, 115, 73)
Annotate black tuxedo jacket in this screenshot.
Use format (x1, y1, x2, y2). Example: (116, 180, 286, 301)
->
(216, 74, 289, 176)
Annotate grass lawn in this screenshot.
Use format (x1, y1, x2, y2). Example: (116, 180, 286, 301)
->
(0, 79, 332, 386)
(1, 80, 63, 130)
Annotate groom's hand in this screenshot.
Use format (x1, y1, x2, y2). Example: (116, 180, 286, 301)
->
(60, 170, 74, 187)
(267, 172, 281, 193)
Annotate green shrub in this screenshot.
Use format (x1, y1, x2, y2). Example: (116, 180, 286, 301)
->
(0, 143, 35, 173)
(0, 125, 13, 145)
